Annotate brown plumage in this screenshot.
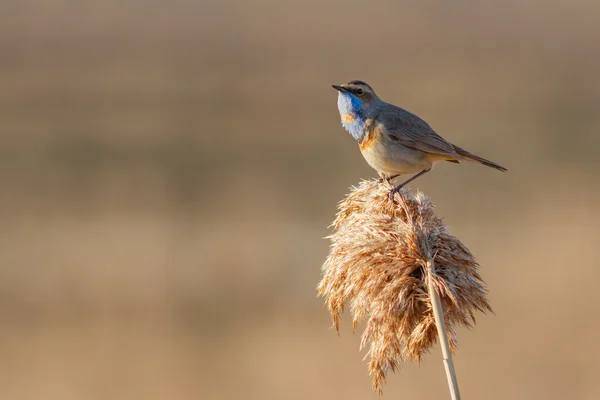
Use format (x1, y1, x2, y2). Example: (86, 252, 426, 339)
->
(453, 145, 507, 171)
(333, 81, 507, 198)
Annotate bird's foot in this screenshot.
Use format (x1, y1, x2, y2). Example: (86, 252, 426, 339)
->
(388, 184, 404, 203)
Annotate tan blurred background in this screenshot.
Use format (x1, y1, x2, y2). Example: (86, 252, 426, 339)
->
(1, 0, 599, 399)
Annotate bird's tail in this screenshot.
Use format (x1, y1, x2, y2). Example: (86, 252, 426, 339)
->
(454, 145, 507, 172)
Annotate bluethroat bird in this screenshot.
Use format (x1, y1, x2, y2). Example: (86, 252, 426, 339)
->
(332, 80, 506, 200)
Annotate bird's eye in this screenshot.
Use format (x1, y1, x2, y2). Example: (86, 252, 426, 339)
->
(356, 88, 364, 96)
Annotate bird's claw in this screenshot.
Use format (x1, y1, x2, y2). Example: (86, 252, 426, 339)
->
(388, 187, 400, 203)
(388, 182, 407, 203)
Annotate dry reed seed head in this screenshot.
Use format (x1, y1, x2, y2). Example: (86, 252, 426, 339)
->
(317, 179, 492, 394)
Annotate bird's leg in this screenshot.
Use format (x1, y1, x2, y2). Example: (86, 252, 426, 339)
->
(388, 169, 431, 202)
(378, 173, 400, 184)
(387, 174, 401, 183)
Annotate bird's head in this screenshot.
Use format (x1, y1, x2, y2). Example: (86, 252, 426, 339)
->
(332, 80, 380, 141)
(332, 80, 379, 117)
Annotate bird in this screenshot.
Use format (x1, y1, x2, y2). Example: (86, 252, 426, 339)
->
(332, 80, 506, 200)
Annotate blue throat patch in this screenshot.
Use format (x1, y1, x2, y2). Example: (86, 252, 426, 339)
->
(337, 92, 366, 141)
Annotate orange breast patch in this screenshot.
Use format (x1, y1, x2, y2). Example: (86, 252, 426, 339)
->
(359, 130, 377, 151)
(342, 113, 356, 123)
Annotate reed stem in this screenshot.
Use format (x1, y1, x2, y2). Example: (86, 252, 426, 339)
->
(427, 260, 461, 400)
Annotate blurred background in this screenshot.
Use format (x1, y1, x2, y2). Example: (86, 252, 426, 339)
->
(1, 1, 599, 399)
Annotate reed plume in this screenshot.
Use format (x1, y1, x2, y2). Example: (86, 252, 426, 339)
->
(317, 179, 492, 395)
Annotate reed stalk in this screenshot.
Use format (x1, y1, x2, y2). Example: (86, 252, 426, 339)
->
(427, 260, 461, 400)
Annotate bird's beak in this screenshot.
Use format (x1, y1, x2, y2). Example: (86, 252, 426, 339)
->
(332, 84, 348, 93)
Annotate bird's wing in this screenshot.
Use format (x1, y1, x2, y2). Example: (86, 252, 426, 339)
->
(377, 106, 459, 158)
